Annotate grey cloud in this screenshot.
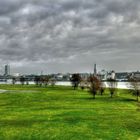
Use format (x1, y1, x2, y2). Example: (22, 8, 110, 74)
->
(0, 0, 140, 74)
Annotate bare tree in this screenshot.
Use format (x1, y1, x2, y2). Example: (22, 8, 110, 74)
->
(26, 78, 29, 85)
(34, 76, 40, 86)
(39, 76, 43, 87)
(99, 82, 106, 96)
(12, 77, 16, 85)
(108, 79, 117, 98)
(70, 74, 81, 90)
(41, 76, 50, 87)
(128, 76, 140, 102)
(107, 71, 117, 98)
(49, 78, 56, 87)
(80, 78, 88, 90)
(88, 75, 101, 99)
(20, 76, 25, 85)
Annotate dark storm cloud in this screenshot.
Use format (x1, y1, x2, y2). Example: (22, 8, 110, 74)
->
(0, 0, 140, 73)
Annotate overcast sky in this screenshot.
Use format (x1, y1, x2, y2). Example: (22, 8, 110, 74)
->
(0, 0, 140, 74)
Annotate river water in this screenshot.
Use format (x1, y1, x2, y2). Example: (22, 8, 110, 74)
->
(56, 81, 132, 89)
(0, 80, 133, 89)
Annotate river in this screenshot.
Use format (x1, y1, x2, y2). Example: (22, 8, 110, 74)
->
(0, 80, 133, 89)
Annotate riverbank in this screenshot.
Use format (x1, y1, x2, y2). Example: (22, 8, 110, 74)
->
(0, 81, 133, 89)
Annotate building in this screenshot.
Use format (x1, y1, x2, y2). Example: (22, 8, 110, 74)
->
(130, 71, 140, 81)
(115, 72, 128, 81)
(94, 64, 97, 76)
(111, 71, 116, 80)
(4, 65, 10, 76)
(98, 70, 108, 80)
(106, 70, 116, 80)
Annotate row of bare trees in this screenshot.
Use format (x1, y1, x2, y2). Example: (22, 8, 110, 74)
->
(34, 76, 56, 87)
(128, 76, 140, 102)
(70, 74, 117, 99)
(70, 73, 140, 102)
(12, 75, 56, 87)
(12, 76, 29, 85)
(12, 73, 140, 102)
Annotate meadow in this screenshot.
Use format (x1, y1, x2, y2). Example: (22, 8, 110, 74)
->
(0, 84, 140, 140)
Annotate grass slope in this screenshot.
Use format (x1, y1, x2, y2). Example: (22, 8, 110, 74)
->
(0, 85, 140, 140)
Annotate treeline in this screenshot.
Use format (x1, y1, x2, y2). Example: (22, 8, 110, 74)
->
(70, 73, 140, 102)
(70, 73, 117, 99)
(12, 75, 56, 87)
(11, 73, 140, 102)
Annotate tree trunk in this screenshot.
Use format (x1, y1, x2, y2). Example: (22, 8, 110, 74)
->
(111, 92, 113, 98)
(137, 95, 139, 102)
(136, 91, 139, 102)
(101, 91, 103, 96)
(93, 94, 95, 99)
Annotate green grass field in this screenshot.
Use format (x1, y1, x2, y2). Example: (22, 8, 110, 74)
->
(0, 84, 140, 140)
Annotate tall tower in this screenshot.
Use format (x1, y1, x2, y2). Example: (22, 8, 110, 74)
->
(4, 65, 10, 76)
(94, 64, 97, 76)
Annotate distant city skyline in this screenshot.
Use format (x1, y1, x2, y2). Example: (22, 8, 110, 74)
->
(0, 0, 140, 74)
(0, 63, 140, 75)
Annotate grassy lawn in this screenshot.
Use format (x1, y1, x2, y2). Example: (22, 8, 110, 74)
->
(0, 84, 140, 140)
